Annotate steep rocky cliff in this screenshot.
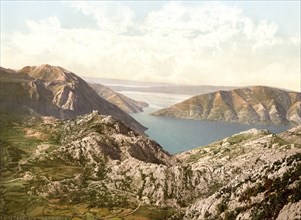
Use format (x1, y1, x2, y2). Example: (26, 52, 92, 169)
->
(152, 86, 301, 126)
(0, 65, 146, 134)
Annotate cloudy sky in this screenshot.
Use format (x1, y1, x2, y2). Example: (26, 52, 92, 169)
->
(1, 1, 300, 91)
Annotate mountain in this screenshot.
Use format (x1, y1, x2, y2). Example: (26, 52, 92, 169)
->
(89, 83, 148, 113)
(1, 109, 300, 219)
(0, 64, 146, 134)
(152, 86, 301, 126)
(1, 66, 300, 219)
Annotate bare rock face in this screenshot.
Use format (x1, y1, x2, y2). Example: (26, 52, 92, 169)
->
(51, 111, 172, 166)
(89, 83, 148, 113)
(179, 126, 301, 219)
(0, 65, 146, 134)
(278, 125, 301, 145)
(152, 86, 301, 126)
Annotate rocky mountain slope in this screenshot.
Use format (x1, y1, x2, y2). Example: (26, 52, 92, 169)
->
(89, 83, 148, 113)
(179, 126, 301, 219)
(152, 86, 301, 126)
(0, 65, 146, 134)
(0, 111, 175, 219)
(1, 109, 300, 219)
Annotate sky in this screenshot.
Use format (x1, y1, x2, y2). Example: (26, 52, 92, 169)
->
(1, 1, 300, 91)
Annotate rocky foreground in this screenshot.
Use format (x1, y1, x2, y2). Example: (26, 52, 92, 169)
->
(152, 86, 301, 126)
(0, 112, 300, 219)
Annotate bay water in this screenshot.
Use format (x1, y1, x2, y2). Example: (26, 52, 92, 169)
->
(123, 91, 290, 154)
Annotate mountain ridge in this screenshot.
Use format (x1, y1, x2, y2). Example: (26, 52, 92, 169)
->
(89, 83, 148, 113)
(152, 86, 301, 126)
(0, 64, 146, 134)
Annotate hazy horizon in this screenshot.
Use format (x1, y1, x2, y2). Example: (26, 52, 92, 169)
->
(1, 1, 300, 91)
(0, 63, 299, 93)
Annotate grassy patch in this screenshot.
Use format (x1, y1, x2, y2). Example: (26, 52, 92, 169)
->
(132, 205, 176, 220)
(186, 146, 213, 163)
(227, 133, 253, 145)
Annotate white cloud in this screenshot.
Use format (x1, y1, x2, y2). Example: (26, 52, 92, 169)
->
(12, 17, 62, 55)
(290, 37, 301, 45)
(69, 1, 135, 34)
(145, 2, 242, 39)
(1, 2, 300, 91)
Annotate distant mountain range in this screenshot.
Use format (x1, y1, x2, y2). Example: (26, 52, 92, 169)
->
(89, 83, 148, 113)
(152, 86, 301, 126)
(84, 77, 237, 95)
(0, 65, 146, 134)
(109, 84, 238, 96)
